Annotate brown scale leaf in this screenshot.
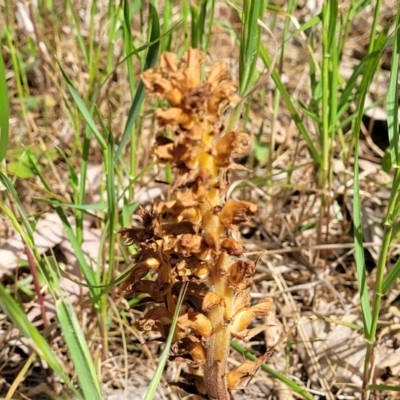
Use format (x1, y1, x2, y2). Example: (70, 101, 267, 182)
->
(162, 220, 200, 236)
(124, 258, 160, 287)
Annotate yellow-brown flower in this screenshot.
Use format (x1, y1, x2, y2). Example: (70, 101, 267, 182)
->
(121, 49, 273, 400)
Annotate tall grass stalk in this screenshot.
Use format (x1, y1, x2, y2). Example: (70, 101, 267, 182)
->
(359, 5, 400, 398)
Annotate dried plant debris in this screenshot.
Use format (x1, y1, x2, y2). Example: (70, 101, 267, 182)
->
(120, 49, 273, 400)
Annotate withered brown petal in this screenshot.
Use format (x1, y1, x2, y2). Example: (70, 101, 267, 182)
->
(228, 260, 256, 291)
(131, 280, 166, 303)
(160, 52, 179, 73)
(178, 311, 213, 338)
(141, 70, 183, 106)
(169, 372, 207, 398)
(215, 131, 249, 167)
(156, 108, 193, 129)
(208, 82, 238, 117)
(119, 227, 152, 245)
(163, 221, 199, 235)
(137, 306, 173, 333)
(179, 234, 203, 254)
(207, 61, 230, 86)
(154, 142, 174, 162)
(202, 292, 224, 312)
(230, 298, 273, 335)
(172, 336, 207, 363)
(220, 238, 245, 256)
(183, 48, 203, 88)
(227, 352, 271, 390)
(219, 200, 258, 228)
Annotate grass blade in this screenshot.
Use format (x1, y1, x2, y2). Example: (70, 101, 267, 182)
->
(144, 282, 188, 400)
(115, 2, 160, 161)
(0, 283, 82, 399)
(44, 257, 102, 400)
(239, 0, 265, 95)
(57, 61, 107, 151)
(0, 48, 9, 162)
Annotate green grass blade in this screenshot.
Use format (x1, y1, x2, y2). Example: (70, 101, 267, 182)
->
(258, 46, 322, 165)
(367, 384, 400, 392)
(382, 255, 400, 294)
(0, 48, 9, 162)
(239, 0, 265, 95)
(382, 20, 400, 294)
(115, 2, 160, 161)
(386, 22, 400, 166)
(0, 283, 83, 399)
(57, 61, 107, 151)
(353, 148, 372, 334)
(44, 258, 102, 399)
(123, 0, 136, 97)
(0, 172, 35, 241)
(144, 282, 188, 400)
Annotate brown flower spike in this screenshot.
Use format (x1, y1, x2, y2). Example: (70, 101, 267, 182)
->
(121, 49, 273, 400)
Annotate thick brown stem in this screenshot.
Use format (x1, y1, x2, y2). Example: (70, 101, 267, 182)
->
(204, 253, 234, 400)
(204, 304, 231, 400)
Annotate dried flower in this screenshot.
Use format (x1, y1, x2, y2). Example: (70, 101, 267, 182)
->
(121, 49, 273, 400)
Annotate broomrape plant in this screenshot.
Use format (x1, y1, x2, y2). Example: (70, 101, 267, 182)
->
(120, 49, 273, 400)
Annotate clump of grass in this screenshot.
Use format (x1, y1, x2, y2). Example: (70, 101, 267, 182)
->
(120, 49, 273, 399)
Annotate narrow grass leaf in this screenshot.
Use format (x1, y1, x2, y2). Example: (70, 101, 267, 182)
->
(382, 19, 400, 294)
(144, 282, 188, 400)
(382, 255, 400, 294)
(44, 258, 102, 399)
(0, 172, 35, 241)
(0, 49, 9, 162)
(57, 61, 107, 151)
(0, 283, 82, 399)
(123, 0, 136, 97)
(386, 18, 400, 166)
(367, 384, 400, 392)
(351, 10, 389, 342)
(258, 46, 322, 165)
(285, 15, 321, 44)
(353, 148, 372, 334)
(37, 199, 107, 211)
(115, 3, 160, 161)
(239, 0, 265, 95)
